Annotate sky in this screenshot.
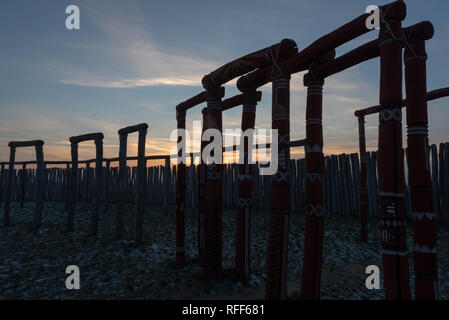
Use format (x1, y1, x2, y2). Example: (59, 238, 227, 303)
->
(0, 0, 448, 165)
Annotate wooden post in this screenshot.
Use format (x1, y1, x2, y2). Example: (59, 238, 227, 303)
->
(163, 157, 170, 214)
(135, 127, 147, 245)
(176, 107, 187, 263)
(92, 138, 103, 235)
(116, 134, 127, 239)
(404, 21, 438, 300)
(203, 86, 225, 276)
(68, 142, 78, 232)
(20, 163, 26, 208)
(103, 160, 110, 214)
(0, 163, 5, 206)
(197, 108, 208, 261)
(358, 115, 368, 240)
(265, 73, 290, 300)
(83, 161, 90, 211)
(65, 163, 70, 210)
(235, 91, 258, 276)
(378, 9, 411, 299)
(4, 146, 16, 226)
(34, 144, 45, 230)
(300, 76, 324, 300)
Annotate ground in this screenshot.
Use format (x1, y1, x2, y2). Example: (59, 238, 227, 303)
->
(1, 201, 448, 300)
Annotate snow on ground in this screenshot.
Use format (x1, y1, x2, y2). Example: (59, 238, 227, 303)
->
(1, 201, 448, 300)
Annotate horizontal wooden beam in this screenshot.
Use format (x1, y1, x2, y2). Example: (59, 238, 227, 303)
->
(8, 140, 44, 148)
(118, 123, 148, 135)
(355, 87, 449, 117)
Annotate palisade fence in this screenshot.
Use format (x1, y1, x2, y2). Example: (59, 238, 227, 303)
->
(1, 142, 448, 222)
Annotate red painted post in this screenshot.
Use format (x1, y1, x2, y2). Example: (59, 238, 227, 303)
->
(378, 7, 411, 300)
(300, 76, 325, 300)
(176, 108, 187, 264)
(358, 116, 369, 241)
(203, 86, 224, 276)
(404, 21, 438, 300)
(235, 91, 258, 276)
(265, 74, 290, 300)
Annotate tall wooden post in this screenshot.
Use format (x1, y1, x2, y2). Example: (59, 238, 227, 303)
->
(20, 163, 26, 208)
(266, 74, 290, 300)
(34, 143, 45, 230)
(204, 86, 224, 276)
(235, 91, 258, 276)
(163, 157, 170, 214)
(378, 9, 411, 300)
(0, 163, 5, 206)
(116, 133, 128, 239)
(300, 77, 325, 300)
(404, 21, 438, 300)
(68, 142, 78, 232)
(197, 107, 208, 261)
(135, 127, 147, 245)
(358, 116, 369, 241)
(4, 146, 16, 226)
(103, 160, 110, 214)
(83, 161, 90, 211)
(176, 108, 187, 263)
(65, 163, 70, 210)
(92, 138, 103, 236)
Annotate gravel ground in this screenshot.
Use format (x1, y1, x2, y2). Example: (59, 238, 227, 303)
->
(0, 201, 448, 300)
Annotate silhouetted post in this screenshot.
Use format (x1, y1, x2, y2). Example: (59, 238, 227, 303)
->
(4, 145, 16, 226)
(65, 163, 70, 210)
(358, 116, 369, 241)
(68, 142, 78, 232)
(135, 126, 148, 244)
(175, 107, 187, 263)
(378, 7, 411, 300)
(20, 163, 26, 208)
(197, 107, 208, 261)
(83, 161, 90, 211)
(116, 133, 127, 239)
(300, 76, 325, 300)
(404, 21, 438, 300)
(163, 157, 170, 214)
(235, 91, 260, 276)
(203, 86, 225, 276)
(92, 138, 103, 235)
(0, 163, 5, 205)
(103, 159, 110, 214)
(266, 74, 291, 300)
(34, 143, 45, 229)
